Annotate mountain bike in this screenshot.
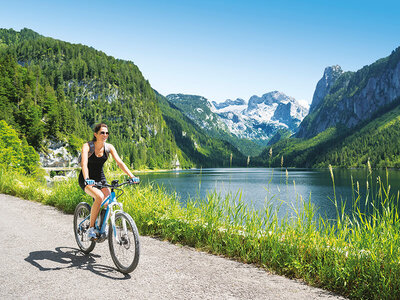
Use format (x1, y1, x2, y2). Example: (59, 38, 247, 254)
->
(73, 178, 140, 273)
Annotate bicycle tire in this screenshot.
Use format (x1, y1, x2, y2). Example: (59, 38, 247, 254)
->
(73, 202, 96, 254)
(108, 212, 140, 273)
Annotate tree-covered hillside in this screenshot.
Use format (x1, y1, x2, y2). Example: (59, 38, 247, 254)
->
(0, 28, 189, 169)
(0, 28, 250, 170)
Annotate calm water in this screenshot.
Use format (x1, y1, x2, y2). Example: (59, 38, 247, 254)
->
(138, 168, 400, 220)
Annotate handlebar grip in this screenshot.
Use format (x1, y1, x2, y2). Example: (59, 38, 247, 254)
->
(129, 177, 140, 184)
(85, 179, 95, 186)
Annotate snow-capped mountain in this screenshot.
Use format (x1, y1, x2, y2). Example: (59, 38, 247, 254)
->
(211, 91, 309, 140)
(165, 92, 309, 153)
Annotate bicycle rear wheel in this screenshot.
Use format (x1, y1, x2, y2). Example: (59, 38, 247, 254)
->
(108, 212, 140, 273)
(74, 202, 96, 254)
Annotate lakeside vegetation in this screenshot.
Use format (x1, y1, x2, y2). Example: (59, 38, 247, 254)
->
(1, 163, 400, 299)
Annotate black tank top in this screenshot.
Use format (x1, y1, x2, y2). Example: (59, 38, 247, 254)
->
(87, 151, 108, 181)
(79, 148, 108, 183)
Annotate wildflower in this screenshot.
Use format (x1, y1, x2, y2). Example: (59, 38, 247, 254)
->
(281, 156, 284, 168)
(269, 147, 273, 158)
(367, 159, 372, 175)
(357, 181, 360, 194)
(329, 164, 334, 181)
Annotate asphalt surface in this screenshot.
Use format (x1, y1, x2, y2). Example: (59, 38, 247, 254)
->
(0, 194, 347, 299)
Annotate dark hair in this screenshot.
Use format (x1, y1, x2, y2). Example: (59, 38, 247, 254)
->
(92, 123, 108, 141)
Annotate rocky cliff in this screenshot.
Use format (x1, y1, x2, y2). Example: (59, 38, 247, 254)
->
(297, 47, 400, 139)
(309, 65, 343, 114)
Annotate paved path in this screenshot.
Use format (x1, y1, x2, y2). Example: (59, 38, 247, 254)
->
(0, 194, 346, 299)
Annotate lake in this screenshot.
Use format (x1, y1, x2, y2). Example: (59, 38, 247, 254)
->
(137, 168, 400, 220)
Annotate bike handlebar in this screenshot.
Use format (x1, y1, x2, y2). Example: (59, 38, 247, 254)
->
(93, 178, 140, 189)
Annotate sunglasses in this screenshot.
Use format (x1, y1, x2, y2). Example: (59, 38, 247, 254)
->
(100, 131, 109, 135)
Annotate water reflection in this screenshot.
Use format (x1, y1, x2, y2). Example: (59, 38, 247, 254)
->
(138, 168, 400, 220)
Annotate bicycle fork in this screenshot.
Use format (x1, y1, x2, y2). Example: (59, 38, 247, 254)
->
(109, 201, 126, 245)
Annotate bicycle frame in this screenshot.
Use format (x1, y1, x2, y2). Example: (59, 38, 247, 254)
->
(78, 189, 125, 243)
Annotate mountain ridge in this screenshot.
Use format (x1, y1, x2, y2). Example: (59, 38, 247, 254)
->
(297, 47, 400, 139)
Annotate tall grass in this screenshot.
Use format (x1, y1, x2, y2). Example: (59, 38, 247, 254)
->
(1, 167, 400, 299)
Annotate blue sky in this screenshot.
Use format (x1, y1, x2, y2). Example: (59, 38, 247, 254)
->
(1, 0, 399, 105)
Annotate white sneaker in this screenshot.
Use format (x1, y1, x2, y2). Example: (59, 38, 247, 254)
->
(87, 227, 98, 240)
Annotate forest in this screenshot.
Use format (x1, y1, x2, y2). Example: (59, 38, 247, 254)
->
(0, 28, 249, 173)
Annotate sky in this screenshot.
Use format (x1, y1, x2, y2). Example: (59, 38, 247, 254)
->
(1, 0, 400, 106)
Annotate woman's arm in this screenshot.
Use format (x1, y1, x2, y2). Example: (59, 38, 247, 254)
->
(81, 143, 90, 179)
(108, 144, 135, 178)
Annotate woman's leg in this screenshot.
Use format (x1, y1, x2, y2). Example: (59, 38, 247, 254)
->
(101, 188, 111, 207)
(84, 186, 106, 228)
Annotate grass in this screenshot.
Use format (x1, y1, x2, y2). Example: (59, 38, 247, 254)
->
(1, 166, 400, 299)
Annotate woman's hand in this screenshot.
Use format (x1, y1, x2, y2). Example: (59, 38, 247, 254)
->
(85, 178, 95, 186)
(128, 177, 140, 184)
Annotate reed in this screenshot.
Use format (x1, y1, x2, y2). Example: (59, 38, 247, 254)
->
(1, 167, 400, 299)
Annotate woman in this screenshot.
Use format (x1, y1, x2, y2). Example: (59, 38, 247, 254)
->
(78, 123, 137, 239)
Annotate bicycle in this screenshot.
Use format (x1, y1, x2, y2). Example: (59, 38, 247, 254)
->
(73, 178, 140, 273)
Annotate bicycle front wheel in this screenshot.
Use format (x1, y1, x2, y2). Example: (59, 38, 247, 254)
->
(74, 202, 96, 254)
(108, 212, 140, 273)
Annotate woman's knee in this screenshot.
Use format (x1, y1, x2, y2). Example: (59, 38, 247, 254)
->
(95, 193, 105, 202)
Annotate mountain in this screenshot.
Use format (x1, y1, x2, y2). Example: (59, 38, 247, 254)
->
(212, 91, 309, 141)
(166, 94, 265, 156)
(157, 92, 247, 167)
(0, 28, 251, 169)
(253, 46, 400, 169)
(297, 47, 400, 139)
(166, 92, 308, 155)
(0, 28, 185, 169)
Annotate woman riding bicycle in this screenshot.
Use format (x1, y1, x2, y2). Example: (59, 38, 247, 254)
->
(78, 123, 137, 239)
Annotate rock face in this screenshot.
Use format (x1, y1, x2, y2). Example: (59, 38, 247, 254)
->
(297, 47, 400, 139)
(39, 140, 79, 168)
(309, 65, 343, 114)
(212, 98, 246, 110)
